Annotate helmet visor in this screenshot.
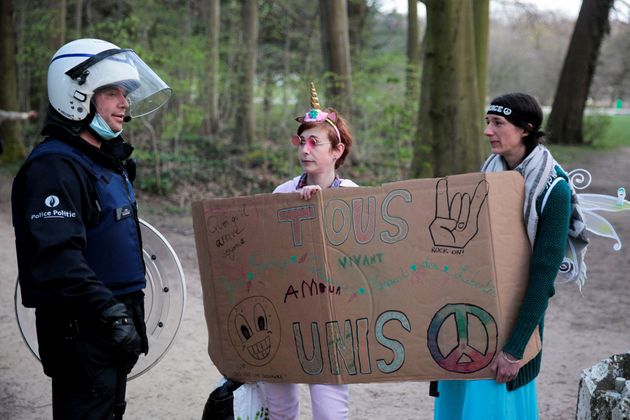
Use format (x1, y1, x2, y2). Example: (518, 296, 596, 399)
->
(66, 48, 172, 119)
(123, 52, 172, 118)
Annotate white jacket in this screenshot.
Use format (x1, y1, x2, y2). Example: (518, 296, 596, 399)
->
(273, 175, 358, 193)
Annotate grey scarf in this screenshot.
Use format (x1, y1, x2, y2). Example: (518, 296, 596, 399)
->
(481, 145, 589, 288)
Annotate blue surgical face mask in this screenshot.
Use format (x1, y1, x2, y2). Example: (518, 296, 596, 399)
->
(89, 113, 123, 141)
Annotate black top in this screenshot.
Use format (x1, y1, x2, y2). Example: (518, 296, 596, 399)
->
(11, 131, 134, 319)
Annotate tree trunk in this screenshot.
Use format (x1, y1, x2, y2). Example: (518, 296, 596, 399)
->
(85, 0, 92, 27)
(75, 0, 83, 36)
(261, 67, 273, 141)
(411, 1, 434, 179)
(405, 0, 421, 106)
(473, 0, 489, 112)
(279, 26, 291, 139)
(319, 0, 353, 116)
(0, 0, 26, 162)
(15, 0, 29, 110)
(411, 0, 482, 178)
(233, 0, 258, 146)
(55, 0, 66, 48)
(347, 0, 368, 59)
(142, 119, 163, 195)
(473, 0, 489, 164)
(234, 0, 258, 146)
(206, 0, 220, 135)
(39, 0, 66, 122)
(546, 0, 614, 145)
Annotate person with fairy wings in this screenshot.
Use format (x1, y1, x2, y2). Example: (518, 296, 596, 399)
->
(433, 92, 588, 420)
(264, 83, 357, 420)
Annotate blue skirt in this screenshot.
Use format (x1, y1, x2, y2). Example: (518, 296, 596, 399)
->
(434, 379, 538, 420)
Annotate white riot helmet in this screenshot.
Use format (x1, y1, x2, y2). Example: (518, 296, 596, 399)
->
(48, 38, 172, 121)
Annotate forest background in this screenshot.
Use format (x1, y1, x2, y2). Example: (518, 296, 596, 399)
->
(2, 1, 630, 418)
(1, 0, 630, 207)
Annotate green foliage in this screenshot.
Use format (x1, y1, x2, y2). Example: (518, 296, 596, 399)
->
(23, 1, 619, 208)
(15, 7, 58, 109)
(133, 133, 289, 198)
(582, 114, 612, 147)
(598, 115, 630, 148)
(352, 58, 414, 184)
(578, 114, 630, 149)
(11, 0, 419, 203)
(547, 114, 630, 163)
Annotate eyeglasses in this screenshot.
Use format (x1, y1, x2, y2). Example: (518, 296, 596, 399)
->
(291, 135, 331, 149)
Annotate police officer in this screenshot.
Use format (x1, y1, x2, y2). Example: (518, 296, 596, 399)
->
(11, 38, 171, 419)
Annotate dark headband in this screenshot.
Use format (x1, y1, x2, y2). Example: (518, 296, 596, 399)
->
(486, 104, 533, 130)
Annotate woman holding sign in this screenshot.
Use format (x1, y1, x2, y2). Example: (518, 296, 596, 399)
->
(264, 83, 357, 420)
(433, 92, 586, 419)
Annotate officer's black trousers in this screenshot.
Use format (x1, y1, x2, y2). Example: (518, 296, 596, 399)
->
(36, 292, 146, 420)
(52, 366, 120, 419)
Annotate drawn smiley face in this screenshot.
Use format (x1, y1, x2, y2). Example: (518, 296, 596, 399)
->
(227, 296, 281, 366)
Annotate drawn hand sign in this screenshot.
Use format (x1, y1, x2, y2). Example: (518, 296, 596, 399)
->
(427, 303, 497, 373)
(429, 178, 488, 249)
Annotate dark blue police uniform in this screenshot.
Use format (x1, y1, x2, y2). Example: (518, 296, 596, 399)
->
(12, 131, 148, 419)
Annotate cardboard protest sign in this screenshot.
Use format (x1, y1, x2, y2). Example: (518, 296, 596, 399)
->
(192, 171, 541, 384)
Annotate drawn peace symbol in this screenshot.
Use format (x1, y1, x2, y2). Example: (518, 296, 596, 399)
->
(427, 303, 497, 373)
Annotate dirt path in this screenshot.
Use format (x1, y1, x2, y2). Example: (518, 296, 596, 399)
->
(1, 147, 629, 419)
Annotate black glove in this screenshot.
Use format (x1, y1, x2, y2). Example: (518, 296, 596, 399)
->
(202, 378, 243, 420)
(100, 302, 142, 356)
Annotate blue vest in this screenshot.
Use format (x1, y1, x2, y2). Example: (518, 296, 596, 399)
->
(26, 138, 145, 296)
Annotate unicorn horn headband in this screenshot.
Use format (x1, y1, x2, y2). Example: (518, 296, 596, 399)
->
(294, 82, 341, 141)
(310, 82, 320, 109)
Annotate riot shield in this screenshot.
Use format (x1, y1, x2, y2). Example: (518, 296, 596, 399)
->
(14, 218, 186, 380)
